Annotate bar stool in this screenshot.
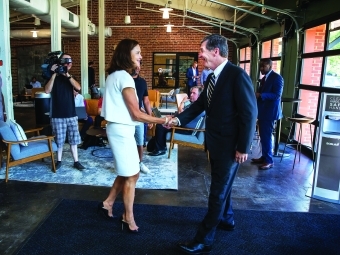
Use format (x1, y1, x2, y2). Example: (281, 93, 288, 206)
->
(280, 116, 315, 170)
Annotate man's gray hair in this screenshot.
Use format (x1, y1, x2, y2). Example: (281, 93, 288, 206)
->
(201, 34, 228, 58)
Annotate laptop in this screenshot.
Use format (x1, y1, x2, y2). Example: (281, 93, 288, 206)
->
(75, 106, 87, 119)
(152, 107, 162, 118)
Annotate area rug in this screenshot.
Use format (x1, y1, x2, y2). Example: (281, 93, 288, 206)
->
(0, 144, 178, 190)
(16, 199, 340, 255)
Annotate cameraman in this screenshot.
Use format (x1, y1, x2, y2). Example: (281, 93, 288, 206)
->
(45, 53, 85, 171)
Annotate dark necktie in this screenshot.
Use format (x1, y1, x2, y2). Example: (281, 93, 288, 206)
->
(207, 74, 215, 107)
(259, 76, 266, 92)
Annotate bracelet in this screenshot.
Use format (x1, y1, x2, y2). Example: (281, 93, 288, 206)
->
(164, 117, 168, 125)
(68, 75, 72, 80)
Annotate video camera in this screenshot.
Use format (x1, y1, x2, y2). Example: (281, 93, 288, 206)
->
(41, 51, 69, 80)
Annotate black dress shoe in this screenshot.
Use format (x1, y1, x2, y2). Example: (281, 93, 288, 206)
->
(217, 220, 235, 231)
(251, 157, 264, 164)
(149, 150, 166, 156)
(177, 241, 212, 254)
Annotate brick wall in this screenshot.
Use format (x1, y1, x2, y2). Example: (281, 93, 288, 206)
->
(10, 0, 234, 91)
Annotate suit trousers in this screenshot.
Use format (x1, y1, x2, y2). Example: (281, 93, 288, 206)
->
(258, 119, 275, 164)
(194, 155, 239, 245)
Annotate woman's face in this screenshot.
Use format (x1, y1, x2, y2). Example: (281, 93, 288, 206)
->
(131, 44, 142, 69)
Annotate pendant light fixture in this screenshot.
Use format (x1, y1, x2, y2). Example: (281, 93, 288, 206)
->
(164, 22, 174, 33)
(125, 0, 131, 24)
(159, 1, 173, 19)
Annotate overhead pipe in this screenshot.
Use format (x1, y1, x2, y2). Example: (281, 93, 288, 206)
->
(237, 0, 300, 90)
(208, 0, 278, 23)
(10, 27, 112, 38)
(135, 6, 248, 36)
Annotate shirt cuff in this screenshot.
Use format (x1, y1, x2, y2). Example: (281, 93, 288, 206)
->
(175, 117, 181, 126)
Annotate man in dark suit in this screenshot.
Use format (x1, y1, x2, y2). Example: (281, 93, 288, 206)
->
(169, 34, 257, 254)
(186, 61, 199, 95)
(252, 59, 284, 170)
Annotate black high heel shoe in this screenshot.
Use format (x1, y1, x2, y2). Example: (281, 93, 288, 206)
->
(97, 202, 116, 220)
(121, 218, 139, 233)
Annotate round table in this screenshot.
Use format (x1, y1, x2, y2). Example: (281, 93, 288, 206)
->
(273, 98, 302, 157)
(86, 128, 110, 156)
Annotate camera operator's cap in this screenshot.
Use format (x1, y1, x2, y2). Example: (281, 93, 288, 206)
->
(60, 58, 72, 64)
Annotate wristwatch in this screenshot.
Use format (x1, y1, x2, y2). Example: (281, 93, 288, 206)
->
(67, 75, 72, 80)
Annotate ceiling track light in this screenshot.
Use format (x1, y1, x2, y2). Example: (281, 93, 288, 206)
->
(164, 22, 174, 32)
(159, 3, 173, 19)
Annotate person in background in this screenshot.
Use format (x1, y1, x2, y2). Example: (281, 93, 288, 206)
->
(0, 71, 6, 202)
(30, 76, 41, 88)
(186, 61, 199, 95)
(88, 61, 98, 98)
(252, 58, 284, 170)
(94, 94, 105, 128)
(200, 67, 213, 86)
(74, 89, 94, 140)
(98, 39, 171, 232)
(88, 61, 95, 88)
(0, 71, 6, 122)
(132, 66, 153, 174)
(168, 34, 257, 254)
(148, 86, 204, 157)
(45, 53, 85, 171)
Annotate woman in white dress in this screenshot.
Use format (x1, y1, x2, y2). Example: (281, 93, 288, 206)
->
(98, 39, 170, 233)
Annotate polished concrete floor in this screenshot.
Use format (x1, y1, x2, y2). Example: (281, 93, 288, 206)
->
(1, 106, 340, 255)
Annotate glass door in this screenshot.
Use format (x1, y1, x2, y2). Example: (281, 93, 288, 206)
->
(152, 52, 198, 90)
(177, 53, 197, 91)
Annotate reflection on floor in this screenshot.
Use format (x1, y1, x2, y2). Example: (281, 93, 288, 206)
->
(0, 106, 339, 254)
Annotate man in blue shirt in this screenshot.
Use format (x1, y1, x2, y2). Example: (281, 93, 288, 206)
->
(200, 67, 213, 86)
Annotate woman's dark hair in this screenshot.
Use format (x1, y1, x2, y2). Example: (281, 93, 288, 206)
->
(106, 39, 139, 75)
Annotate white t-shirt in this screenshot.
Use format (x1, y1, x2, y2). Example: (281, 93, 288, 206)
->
(74, 94, 85, 107)
(101, 70, 139, 125)
(30, 81, 41, 88)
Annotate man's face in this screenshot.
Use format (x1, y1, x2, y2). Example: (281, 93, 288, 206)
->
(260, 62, 271, 75)
(199, 41, 216, 70)
(193, 62, 197, 69)
(62, 54, 72, 71)
(131, 44, 142, 70)
(190, 88, 200, 102)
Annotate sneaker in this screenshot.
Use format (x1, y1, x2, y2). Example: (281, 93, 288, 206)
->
(74, 161, 85, 170)
(139, 162, 150, 174)
(55, 161, 62, 170)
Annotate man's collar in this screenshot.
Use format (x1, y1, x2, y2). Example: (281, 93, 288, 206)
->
(213, 59, 228, 79)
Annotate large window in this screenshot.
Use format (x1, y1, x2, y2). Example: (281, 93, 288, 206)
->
(239, 46, 251, 75)
(298, 19, 340, 147)
(260, 37, 282, 76)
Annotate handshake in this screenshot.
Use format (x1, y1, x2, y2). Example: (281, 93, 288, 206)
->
(162, 116, 179, 129)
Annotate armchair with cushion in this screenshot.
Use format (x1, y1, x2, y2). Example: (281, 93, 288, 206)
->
(166, 116, 208, 159)
(148, 90, 160, 108)
(0, 120, 58, 182)
(84, 99, 106, 128)
(160, 88, 180, 107)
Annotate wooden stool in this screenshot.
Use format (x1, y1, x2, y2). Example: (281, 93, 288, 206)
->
(280, 116, 315, 170)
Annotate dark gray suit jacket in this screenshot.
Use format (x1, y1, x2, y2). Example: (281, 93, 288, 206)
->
(177, 61, 257, 158)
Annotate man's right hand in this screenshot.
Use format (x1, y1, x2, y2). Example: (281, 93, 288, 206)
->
(50, 64, 58, 72)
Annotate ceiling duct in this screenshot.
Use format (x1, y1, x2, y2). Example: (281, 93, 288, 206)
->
(9, 0, 112, 38)
(10, 27, 112, 39)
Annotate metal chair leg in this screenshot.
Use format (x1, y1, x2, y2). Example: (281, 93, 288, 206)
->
(280, 121, 294, 163)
